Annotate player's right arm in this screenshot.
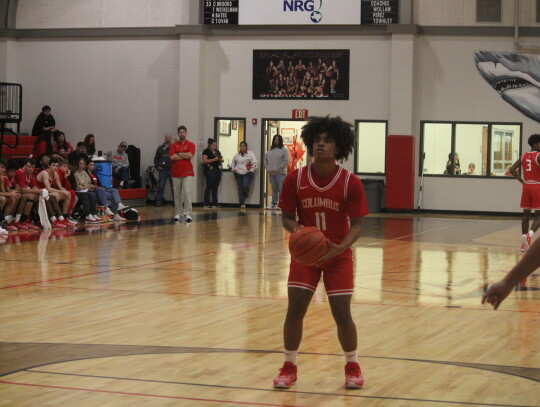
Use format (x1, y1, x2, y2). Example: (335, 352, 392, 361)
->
(509, 157, 523, 183)
(279, 170, 301, 233)
(282, 211, 301, 234)
(482, 237, 540, 309)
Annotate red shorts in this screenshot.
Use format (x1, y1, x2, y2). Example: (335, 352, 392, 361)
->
(520, 183, 540, 210)
(288, 250, 354, 296)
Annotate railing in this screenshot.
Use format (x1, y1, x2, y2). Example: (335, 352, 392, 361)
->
(0, 82, 23, 157)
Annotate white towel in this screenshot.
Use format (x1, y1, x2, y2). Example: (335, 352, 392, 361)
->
(38, 189, 52, 230)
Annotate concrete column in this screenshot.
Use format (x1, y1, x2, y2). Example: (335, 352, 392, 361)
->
(178, 34, 206, 202)
(388, 33, 415, 135)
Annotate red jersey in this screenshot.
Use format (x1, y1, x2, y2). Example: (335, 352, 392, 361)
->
(279, 165, 369, 246)
(1, 175, 11, 191)
(169, 140, 195, 177)
(14, 168, 37, 189)
(56, 169, 72, 190)
(522, 151, 540, 184)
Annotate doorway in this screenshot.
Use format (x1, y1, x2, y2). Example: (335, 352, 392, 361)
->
(260, 118, 309, 208)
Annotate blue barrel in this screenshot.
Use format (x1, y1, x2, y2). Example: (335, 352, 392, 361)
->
(95, 161, 112, 189)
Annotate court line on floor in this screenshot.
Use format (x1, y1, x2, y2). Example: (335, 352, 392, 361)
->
(17, 284, 540, 314)
(9, 370, 536, 407)
(0, 380, 304, 407)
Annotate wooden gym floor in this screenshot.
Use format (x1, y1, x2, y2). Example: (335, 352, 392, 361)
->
(0, 206, 538, 407)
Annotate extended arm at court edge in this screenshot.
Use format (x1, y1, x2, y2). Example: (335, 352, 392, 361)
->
(482, 237, 540, 309)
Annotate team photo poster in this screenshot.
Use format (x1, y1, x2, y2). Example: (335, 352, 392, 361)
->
(253, 50, 350, 100)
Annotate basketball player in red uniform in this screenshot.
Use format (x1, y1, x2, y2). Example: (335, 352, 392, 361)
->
(273, 116, 369, 389)
(509, 134, 540, 251)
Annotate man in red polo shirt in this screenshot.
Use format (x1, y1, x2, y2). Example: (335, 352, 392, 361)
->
(169, 125, 195, 223)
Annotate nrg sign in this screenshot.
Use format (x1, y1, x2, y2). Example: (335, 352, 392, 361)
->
(283, 0, 322, 23)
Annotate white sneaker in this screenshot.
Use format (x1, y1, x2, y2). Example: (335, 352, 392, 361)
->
(0, 227, 7, 235)
(105, 207, 114, 216)
(185, 215, 192, 223)
(117, 203, 128, 211)
(91, 214, 104, 223)
(266, 205, 276, 210)
(85, 216, 96, 224)
(113, 213, 126, 222)
(173, 215, 181, 224)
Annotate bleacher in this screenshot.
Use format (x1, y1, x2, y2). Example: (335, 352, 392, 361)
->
(0, 133, 36, 161)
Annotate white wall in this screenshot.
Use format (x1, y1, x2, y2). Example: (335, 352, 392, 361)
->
(16, 0, 186, 28)
(414, 0, 540, 27)
(13, 38, 179, 177)
(190, 35, 392, 205)
(414, 35, 540, 212)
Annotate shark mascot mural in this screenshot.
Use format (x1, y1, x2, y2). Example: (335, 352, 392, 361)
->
(474, 50, 540, 123)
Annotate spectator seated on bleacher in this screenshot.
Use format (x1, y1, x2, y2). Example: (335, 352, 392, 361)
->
(87, 160, 128, 221)
(35, 158, 75, 229)
(55, 158, 79, 223)
(36, 154, 50, 174)
(2, 160, 24, 231)
(32, 105, 58, 140)
(69, 157, 102, 225)
(68, 142, 89, 167)
(32, 132, 54, 159)
(54, 132, 74, 159)
(12, 158, 67, 230)
(107, 141, 130, 189)
(0, 160, 21, 234)
(84, 134, 97, 157)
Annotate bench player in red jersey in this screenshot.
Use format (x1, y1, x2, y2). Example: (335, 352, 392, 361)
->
(509, 134, 540, 251)
(273, 116, 369, 390)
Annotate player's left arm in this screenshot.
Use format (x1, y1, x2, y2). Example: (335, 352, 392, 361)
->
(316, 217, 363, 266)
(509, 158, 523, 183)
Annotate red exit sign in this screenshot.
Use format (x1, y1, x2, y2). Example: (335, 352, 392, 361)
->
(292, 109, 308, 119)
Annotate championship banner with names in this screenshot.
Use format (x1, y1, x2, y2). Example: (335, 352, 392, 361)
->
(204, 1, 239, 25)
(361, 0, 399, 24)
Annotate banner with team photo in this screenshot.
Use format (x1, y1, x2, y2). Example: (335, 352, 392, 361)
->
(253, 50, 350, 100)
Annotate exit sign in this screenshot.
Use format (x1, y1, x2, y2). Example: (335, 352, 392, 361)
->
(292, 109, 309, 119)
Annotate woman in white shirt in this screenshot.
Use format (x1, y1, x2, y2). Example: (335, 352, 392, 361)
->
(231, 141, 258, 208)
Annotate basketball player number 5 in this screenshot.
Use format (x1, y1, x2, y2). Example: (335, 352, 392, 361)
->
(526, 159, 532, 172)
(315, 212, 327, 231)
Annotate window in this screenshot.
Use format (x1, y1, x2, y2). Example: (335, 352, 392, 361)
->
(420, 121, 522, 177)
(455, 123, 487, 176)
(355, 120, 387, 174)
(214, 118, 246, 169)
(491, 124, 520, 175)
(476, 0, 502, 23)
(421, 123, 452, 175)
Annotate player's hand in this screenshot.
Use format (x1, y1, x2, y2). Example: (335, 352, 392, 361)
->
(315, 240, 341, 267)
(481, 280, 513, 310)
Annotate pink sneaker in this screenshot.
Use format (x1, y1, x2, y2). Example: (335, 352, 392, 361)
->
(5, 223, 17, 232)
(24, 220, 39, 230)
(344, 362, 364, 389)
(61, 218, 75, 228)
(52, 219, 67, 229)
(273, 362, 297, 389)
(14, 221, 28, 230)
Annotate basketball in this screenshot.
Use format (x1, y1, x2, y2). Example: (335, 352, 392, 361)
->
(289, 226, 329, 266)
